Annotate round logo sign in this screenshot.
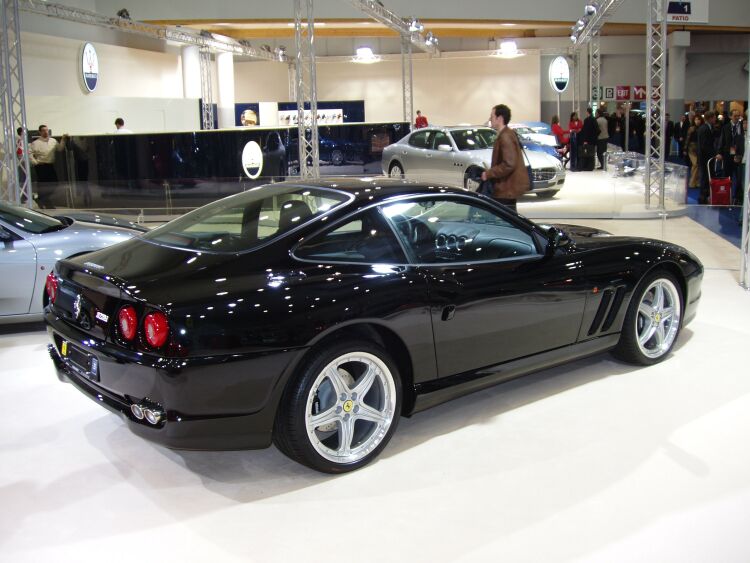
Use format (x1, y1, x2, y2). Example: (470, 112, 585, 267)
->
(81, 43, 99, 92)
(549, 56, 570, 94)
(241, 141, 264, 179)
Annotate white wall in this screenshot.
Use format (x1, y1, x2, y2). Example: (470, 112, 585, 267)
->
(235, 54, 541, 124)
(21, 32, 196, 134)
(25, 96, 199, 135)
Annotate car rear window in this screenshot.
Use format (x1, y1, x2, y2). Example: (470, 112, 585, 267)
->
(142, 184, 351, 253)
(0, 201, 64, 234)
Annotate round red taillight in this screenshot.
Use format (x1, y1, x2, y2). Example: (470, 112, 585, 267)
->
(143, 311, 169, 349)
(118, 306, 138, 341)
(45, 273, 58, 304)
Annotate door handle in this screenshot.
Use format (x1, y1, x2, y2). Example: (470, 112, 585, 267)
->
(441, 305, 456, 321)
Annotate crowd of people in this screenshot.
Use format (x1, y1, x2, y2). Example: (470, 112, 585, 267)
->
(550, 105, 747, 205)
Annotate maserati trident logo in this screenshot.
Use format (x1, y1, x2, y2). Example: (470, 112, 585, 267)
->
(73, 294, 82, 320)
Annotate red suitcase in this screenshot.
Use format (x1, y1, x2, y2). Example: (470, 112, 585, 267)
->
(707, 157, 731, 206)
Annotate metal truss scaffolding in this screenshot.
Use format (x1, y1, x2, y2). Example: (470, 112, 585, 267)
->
(645, 0, 667, 208)
(740, 44, 750, 290)
(401, 37, 414, 123)
(343, 0, 439, 56)
(589, 33, 601, 111)
(199, 48, 215, 130)
(572, 50, 580, 116)
(294, 0, 319, 179)
(0, 0, 31, 205)
(18, 0, 289, 63)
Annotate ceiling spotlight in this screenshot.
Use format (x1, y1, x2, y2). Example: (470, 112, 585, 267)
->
(408, 17, 424, 33)
(425, 31, 438, 47)
(492, 40, 523, 58)
(575, 18, 586, 30)
(570, 34, 578, 43)
(584, 2, 600, 16)
(274, 46, 287, 61)
(352, 46, 381, 64)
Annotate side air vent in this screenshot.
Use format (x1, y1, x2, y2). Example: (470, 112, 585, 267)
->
(601, 286, 626, 332)
(588, 289, 613, 336)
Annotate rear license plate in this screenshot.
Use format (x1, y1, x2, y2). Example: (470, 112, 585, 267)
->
(61, 340, 99, 382)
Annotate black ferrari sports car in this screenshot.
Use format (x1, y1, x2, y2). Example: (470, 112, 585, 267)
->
(45, 178, 703, 473)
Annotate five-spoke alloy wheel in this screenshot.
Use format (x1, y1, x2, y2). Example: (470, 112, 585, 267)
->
(613, 271, 683, 365)
(274, 341, 402, 473)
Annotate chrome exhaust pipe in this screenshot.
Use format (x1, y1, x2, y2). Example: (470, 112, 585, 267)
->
(143, 407, 163, 425)
(130, 403, 145, 420)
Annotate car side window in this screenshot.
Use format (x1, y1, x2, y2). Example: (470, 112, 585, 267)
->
(408, 131, 430, 149)
(431, 131, 451, 150)
(295, 209, 406, 264)
(381, 198, 539, 264)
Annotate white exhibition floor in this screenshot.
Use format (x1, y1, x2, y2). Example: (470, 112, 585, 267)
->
(2, 210, 750, 561)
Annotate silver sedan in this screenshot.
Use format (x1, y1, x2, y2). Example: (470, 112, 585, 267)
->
(0, 202, 138, 323)
(381, 126, 565, 198)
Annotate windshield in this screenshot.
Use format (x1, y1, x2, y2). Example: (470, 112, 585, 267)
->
(451, 128, 497, 151)
(512, 126, 535, 136)
(142, 184, 351, 253)
(0, 201, 64, 234)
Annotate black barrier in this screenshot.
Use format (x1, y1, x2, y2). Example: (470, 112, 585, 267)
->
(30, 122, 409, 211)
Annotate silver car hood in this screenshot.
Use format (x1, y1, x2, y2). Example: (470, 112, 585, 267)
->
(464, 147, 562, 170)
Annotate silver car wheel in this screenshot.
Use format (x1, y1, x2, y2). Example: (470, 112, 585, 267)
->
(635, 278, 682, 359)
(304, 351, 397, 465)
(389, 163, 403, 178)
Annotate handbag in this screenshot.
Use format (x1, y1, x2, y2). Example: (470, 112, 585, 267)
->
(579, 143, 596, 158)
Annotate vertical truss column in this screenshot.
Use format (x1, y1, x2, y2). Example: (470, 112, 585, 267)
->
(199, 47, 215, 130)
(740, 44, 750, 290)
(589, 33, 601, 111)
(400, 36, 413, 124)
(0, 0, 31, 205)
(293, 0, 319, 179)
(572, 51, 579, 117)
(645, 0, 667, 208)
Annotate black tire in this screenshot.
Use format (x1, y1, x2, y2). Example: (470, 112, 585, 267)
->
(331, 149, 345, 166)
(274, 339, 402, 473)
(389, 161, 404, 178)
(612, 270, 683, 365)
(535, 190, 559, 199)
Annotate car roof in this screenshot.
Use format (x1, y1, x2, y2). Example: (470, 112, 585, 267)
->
(275, 177, 471, 203)
(411, 125, 493, 133)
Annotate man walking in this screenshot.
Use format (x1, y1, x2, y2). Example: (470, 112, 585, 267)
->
(595, 108, 609, 170)
(696, 111, 719, 204)
(719, 109, 744, 204)
(480, 104, 529, 211)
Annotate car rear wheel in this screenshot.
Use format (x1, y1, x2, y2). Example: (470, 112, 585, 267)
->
(389, 162, 404, 178)
(274, 340, 402, 473)
(331, 149, 345, 166)
(612, 271, 683, 365)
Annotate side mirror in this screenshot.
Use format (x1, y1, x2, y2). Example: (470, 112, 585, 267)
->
(546, 226, 568, 254)
(437, 144, 453, 152)
(0, 228, 15, 243)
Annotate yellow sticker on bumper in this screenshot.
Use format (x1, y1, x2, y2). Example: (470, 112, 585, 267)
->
(61, 341, 68, 356)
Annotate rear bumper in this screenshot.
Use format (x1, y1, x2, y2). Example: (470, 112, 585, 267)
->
(46, 311, 306, 450)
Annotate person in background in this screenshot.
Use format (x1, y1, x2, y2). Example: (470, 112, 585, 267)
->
(664, 113, 674, 157)
(697, 110, 719, 204)
(29, 124, 66, 208)
(414, 110, 428, 129)
(608, 106, 625, 150)
(719, 109, 744, 205)
(568, 111, 583, 171)
(595, 108, 609, 170)
(551, 115, 569, 145)
(676, 113, 691, 165)
(480, 103, 529, 212)
(114, 117, 132, 134)
(579, 107, 600, 171)
(686, 114, 702, 190)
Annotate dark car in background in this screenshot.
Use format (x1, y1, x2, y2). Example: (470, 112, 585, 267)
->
(45, 178, 702, 473)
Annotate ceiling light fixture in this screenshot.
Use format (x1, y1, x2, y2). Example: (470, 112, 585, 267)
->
(352, 46, 381, 64)
(492, 40, 524, 58)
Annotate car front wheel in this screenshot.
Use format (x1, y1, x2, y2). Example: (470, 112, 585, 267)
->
(613, 271, 683, 365)
(389, 162, 404, 178)
(274, 340, 402, 473)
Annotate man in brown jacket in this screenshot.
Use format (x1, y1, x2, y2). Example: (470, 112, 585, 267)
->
(481, 104, 529, 211)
